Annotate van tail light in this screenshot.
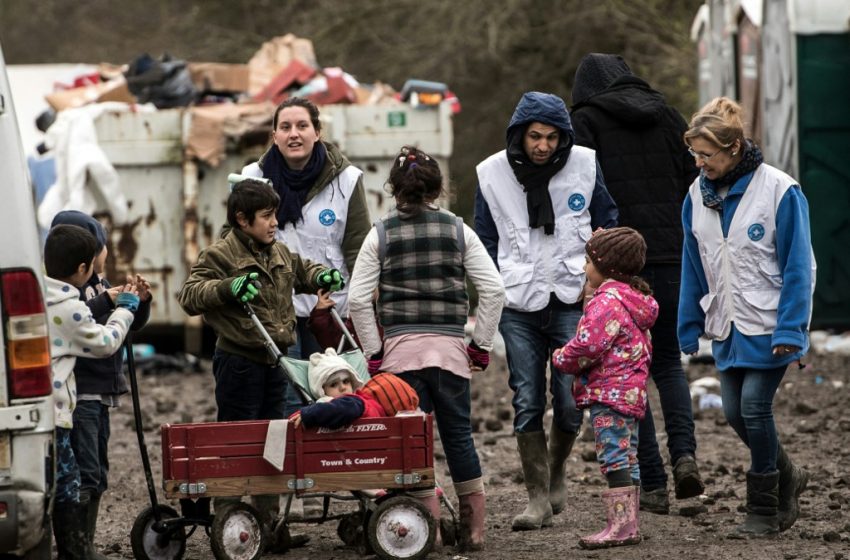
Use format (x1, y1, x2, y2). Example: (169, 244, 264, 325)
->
(2, 270, 52, 398)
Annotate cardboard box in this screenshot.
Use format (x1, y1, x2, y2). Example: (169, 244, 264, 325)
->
(188, 63, 250, 93)
(45, 78, 135, 111)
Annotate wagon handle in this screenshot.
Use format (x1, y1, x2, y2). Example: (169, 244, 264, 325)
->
(243, 302, 314, 404)
(126, 334, 162, 518)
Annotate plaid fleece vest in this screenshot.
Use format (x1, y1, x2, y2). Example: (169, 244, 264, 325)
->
(377, 207, 468, 337)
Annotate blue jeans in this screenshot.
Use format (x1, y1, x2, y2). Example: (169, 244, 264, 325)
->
(590, 404, 640, 480)
(56, 427, 81, 504)
(718, 365, 786, 474)
(499, 302, 583, 434)
(637, 264, 698, 490)
(284, 316, 324, 415)
(212, 349, 288, 421)
(397, 368, 481, 484)
(71, 400, 110, 496)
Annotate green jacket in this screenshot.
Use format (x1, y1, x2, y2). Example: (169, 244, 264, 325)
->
(178, 228, 325, 363)
(256, 140, 371, 273)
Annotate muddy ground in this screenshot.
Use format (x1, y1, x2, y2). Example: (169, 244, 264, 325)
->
(93, 349, 850, 560)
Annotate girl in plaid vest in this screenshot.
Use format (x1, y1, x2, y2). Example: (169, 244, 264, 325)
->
(349, 146, 505, 551)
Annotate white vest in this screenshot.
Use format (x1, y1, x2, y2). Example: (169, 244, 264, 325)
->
(242, 162, 362, 317)
(476, 146, 596, 312)
(689, 164, 815, 339)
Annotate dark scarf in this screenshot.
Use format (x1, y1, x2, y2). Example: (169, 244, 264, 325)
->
(262, 141, 327, 227)
(699, 140, 764, 212)
(506, 127, 571, 235)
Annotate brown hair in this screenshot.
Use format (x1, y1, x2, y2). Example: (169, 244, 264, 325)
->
(273, 97, 321, 132)
(386, 145, 444, 214)
(683, 96, 745, 150)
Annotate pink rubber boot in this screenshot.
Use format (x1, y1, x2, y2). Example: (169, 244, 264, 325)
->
(579, 486, 641, 549)
(458, 491, 485, 551)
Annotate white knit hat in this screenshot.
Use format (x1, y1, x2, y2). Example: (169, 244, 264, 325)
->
(308, 348, 363, 400)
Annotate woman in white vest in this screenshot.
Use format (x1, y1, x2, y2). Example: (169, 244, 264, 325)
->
(679, 97, 815, 537)
(474, 91, 618, 531)
(242, 98, 371, 400)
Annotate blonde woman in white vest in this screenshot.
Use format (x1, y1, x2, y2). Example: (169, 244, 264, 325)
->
(474, 92, 618, 531)
(242, 97, 371, 410)
(679, 97, 815, 537)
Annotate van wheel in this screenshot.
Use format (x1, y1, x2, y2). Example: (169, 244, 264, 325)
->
(22, 521, 52, 560)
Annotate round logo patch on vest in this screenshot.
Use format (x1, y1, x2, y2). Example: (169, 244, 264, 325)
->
(748, 223, 765, 241)
(568, 193, 586, 212)
(318, 209, 336, 226)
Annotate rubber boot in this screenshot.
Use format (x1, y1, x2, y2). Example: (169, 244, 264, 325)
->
(579, 486, 641, 549)
(458, 491, 485, 552)
(53, 501, 91, 560)
(252, 494, 310, 553)
(80, 490, 108, 560)
(731, 471, 780, 538)
(411, 490, 442, 547)
(511, 431, 553, 531)
(777, 445, 809, 532)
(548, 427, 577, 515)
(672, 454, 705, 499)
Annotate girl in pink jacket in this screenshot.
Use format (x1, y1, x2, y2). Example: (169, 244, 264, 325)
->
(553, 227, 658, 550)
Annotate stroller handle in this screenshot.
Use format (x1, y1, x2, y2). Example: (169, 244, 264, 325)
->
(330, 306, 360, 352)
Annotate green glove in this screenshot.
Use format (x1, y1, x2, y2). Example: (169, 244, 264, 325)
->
(315, 268, 345, 292)
(230, 272, 260, 303)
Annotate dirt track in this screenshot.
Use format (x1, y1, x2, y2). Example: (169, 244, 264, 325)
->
(94, 350, 850, 560)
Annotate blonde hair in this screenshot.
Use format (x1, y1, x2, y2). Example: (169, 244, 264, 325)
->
(683, 96, 745, 149)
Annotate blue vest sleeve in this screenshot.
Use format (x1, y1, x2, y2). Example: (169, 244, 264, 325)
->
(678, 193, 710, 354)
(588, 160, 618, 229)
(474, 184, 499, 266)
(772, 186, 813, 349)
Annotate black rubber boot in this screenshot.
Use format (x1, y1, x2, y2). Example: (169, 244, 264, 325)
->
(53, 501, 91, 559)
(776, 444, 809, 531)
(81, 491, 109, 560)
(730, 471, 780, 538)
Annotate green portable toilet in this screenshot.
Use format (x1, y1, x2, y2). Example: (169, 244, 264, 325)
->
(694, 0, 850, 329)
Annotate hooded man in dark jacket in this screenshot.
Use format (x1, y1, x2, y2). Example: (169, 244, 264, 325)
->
(475, 91, 618, 531)
(570, 53, 704, 514)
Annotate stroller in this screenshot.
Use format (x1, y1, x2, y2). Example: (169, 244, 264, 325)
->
(129, 303, 455, 560)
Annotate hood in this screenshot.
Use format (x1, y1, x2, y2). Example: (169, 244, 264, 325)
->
(308, 348, 363, 400)
(506, 92, 575, 146)
(45, 276, 83, 308)
(598, 280, 659, 331)
(571, 53, 666, 126)
(571, 53, 633, 105)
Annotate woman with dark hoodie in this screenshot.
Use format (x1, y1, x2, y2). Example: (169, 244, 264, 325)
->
(242, 97, 371, 373)
(474, 91, 618, 531)
(569, 53, 704, 515)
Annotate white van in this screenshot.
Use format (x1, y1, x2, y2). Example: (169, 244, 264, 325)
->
(0, 42, 55, 559)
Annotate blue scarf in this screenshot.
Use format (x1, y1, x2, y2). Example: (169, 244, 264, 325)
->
(262, 142, 328, 227)
(699, 140, 763, 213)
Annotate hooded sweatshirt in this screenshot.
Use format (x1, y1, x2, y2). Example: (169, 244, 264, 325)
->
(474, 92, 618, 268)
(570, 54, 698, 264)
(552, 280, 659, 419)
(45, 276, 135, 428)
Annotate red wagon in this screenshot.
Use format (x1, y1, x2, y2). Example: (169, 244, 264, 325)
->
(130, 414, 438, 560)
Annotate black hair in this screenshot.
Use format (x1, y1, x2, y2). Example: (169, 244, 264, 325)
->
(386, 145, 443, 214)
(44, 224, 97, 279)
(227, 180, 281, 228)
(273, 97, 321, 132)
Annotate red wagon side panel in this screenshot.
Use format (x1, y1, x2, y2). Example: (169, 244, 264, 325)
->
(161, 414, 434, 498)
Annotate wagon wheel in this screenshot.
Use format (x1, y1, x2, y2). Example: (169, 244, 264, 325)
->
(210, 502, 266, 560)
(130, 505, 186, 560)
(367, 496, 435, 560)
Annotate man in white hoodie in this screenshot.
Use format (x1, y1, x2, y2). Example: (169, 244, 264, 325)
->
(43, 224, 139, 559)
